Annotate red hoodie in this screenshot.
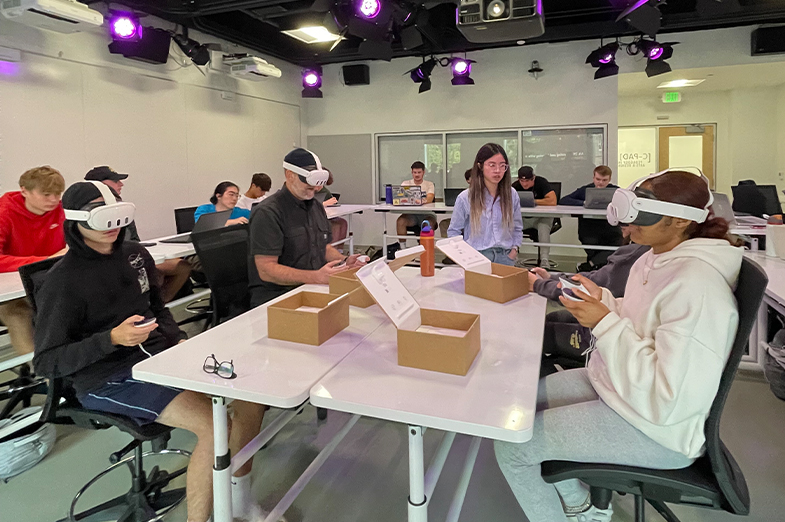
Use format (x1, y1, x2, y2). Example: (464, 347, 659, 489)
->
(0, 191, 66, 273)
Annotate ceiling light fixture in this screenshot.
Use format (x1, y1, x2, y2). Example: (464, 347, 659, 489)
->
(405, 57, 437, 94)
(657, 79, 704, 88)
(357, 0, 382, 19)
(586, 42, 620, 80)
(109, 12, 142, 42)
(173, 32, 211, 66)
(302, 67, 323, 98)
(637, 39, 676, 77)
(450, 57, 475, 85)
(281, 26, 343, 44)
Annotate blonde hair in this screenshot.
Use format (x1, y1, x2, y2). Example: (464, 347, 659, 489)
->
(19, 166, 65, 194)
(468, 143, 513, 234)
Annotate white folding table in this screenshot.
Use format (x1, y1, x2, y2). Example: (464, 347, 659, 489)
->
(132, 277, 419, 522)
(0, 272, 26, 304)
(743, 252, 785, 371)
(311, 267, 546, 522)
(325, 204, 374, 253)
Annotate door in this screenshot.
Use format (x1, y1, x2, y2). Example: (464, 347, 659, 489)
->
(658, 125, 716, 189)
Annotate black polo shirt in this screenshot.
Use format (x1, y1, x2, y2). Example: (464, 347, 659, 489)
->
(248, 184, 332, 307)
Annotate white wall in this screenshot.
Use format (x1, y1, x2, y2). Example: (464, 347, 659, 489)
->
(0, 15, 304, 238)
(306, 40, 619, 250)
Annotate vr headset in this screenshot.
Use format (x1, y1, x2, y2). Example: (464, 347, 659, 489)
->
(282, 149, 329, 187)
(607, 169, 713, 227)
(64, 181, 136, 231)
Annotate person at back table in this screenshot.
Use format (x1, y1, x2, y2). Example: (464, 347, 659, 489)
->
(248, 148, 366, 307)
(513, 166, 556, 268)
(389, 161, 438, 259)
(560, 165, 623, 271)
(0, 166, 68, 355)
(236, 173, 272, 211)
(194, 181, 250, 225)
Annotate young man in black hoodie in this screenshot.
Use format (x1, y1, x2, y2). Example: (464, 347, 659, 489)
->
(33, 182, 271, 522)
(560, 165, 624, 270)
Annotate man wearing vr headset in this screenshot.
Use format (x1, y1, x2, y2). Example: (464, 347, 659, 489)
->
(248, 148, 366, 307)
(33, 181, 272, 522)
(496, 170, 742, 522)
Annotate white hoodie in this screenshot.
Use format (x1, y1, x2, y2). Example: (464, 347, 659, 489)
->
(587, 238, 743, 458)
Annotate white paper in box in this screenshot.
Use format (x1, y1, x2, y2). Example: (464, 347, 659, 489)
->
(356, 258, 421, 331)
(435, 237, 492, 274)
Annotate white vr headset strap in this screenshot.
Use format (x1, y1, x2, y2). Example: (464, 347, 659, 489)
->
(64, 181, 119, 222)
(633, 198, 711, 223)
(626, 167, 713, 220)
(282, 148, 325, 178)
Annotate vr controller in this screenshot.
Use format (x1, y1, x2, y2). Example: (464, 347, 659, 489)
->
(560, 276, 589, 302)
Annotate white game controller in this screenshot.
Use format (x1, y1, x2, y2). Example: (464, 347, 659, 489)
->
(559, 276, 589, 302)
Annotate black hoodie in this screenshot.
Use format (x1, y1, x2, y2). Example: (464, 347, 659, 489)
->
(33, 216, 181, 396)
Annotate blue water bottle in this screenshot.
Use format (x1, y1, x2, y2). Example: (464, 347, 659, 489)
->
(385, 184, 393, 204)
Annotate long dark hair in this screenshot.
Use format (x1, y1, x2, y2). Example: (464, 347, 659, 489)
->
(468, 143, 513, 234)
(645, 171, 729, 240)
(210, 181, 239, 205)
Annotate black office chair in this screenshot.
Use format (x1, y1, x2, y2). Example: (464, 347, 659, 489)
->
(174, 206, 198, 235)
(190, 224, 250, 328)
(523, 180, 562, 267)
(541, 257, 767, 522)
(732, 182, 783, 218)
(19, 258, 189, 522)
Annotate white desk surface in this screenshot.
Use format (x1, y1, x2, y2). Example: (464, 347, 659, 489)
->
(325, 204, 374, 219)
(373, 203, 606, 218)
(0, 271, 25, 303)
(311, 267, 547, 443)
(746, 252, 785, 304)
(132, 283, 396, 409)
(730, 226, 767, 237)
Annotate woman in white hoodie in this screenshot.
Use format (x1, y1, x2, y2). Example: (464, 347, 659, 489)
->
(495, 171, 743, 522)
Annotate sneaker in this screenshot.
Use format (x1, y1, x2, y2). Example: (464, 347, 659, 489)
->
(568, 504, 613, 522)
(236, 502, 288, 522)
(539, 259, 551, 269)
(386, 242, 401, 260)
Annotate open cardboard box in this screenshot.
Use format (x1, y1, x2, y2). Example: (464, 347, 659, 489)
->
(356, 258, 480, 376)
(267, 291, 350, 346)
(328, 246, 425, 308)
(437, 237, 529, 303)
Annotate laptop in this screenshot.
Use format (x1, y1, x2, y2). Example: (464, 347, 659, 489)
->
(160, 209, 233, 243)
(583, 188, 617, 209)
(712, 192, 766, 227)
(444, 188, 464, 207)
(392, 185, 424, 206)
(517, 191, 536, 208)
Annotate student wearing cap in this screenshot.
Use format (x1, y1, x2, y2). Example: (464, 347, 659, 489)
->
(0, 166, 68, 355)
(513, 166, 556, 268)
(248, 148, 366, 307)
(85, 166, 191, 303)
(33, 181, 272, 522)
(236, 173, 272, 211)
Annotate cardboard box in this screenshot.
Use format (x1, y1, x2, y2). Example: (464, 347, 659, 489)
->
(328, 246, 425, 308)
(356, 258, 481, 376)
(267, 291, 350, 345)
(436, 237, 529, 303)
(465, 263, 529, 303)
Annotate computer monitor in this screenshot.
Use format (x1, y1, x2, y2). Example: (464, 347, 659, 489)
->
(444, 188, 464, 207)
(732, 184, 782, 217)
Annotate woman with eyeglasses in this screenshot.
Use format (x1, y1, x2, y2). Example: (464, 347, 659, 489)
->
(194, 181, 251, 226)
(447, 143, 523, 265)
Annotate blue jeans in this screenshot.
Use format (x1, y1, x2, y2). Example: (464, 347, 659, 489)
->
(479, 247, 516, 266)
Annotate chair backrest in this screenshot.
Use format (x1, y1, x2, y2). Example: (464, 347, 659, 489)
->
(704, 257, 767, 514)
(549, 181, 562, 200)
(731, 184, 783, 217)
(18, 257, 62, 316)
(191, 223, 250, 325)
(174, 206, 198, 234)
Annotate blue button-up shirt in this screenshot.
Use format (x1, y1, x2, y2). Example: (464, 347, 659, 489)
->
(447, 187, 523, 251)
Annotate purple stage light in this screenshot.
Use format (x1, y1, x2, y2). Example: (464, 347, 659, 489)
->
(358, 0, 381, 19)
(304, 72, 320, 87)
(452, 59, 470, 76)
(110, 15, 141, 40)
(599, 52, 614, 64)
(648, 44, 664, 60)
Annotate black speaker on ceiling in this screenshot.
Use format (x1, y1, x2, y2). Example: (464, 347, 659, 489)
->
(342, 64, 370, 85)
(751, 26, 785, 56)
(108, 27, 171, 64)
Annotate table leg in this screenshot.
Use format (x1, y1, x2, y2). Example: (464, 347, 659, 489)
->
(408, 425, 427, 522)
(445, 437, 481, 522)
(212, 397, 232, 522)
(348, 214, 354, 254)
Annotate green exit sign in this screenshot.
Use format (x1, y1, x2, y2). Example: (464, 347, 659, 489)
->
(662, 92, 682, 103)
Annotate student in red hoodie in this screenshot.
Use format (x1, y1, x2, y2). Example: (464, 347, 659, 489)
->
(0, 165, 67, 354)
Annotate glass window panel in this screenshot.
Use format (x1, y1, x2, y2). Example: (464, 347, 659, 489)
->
(445, 132, 518, 189)
(520, 127, 605, 199)
(378, 134, 443, 201)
